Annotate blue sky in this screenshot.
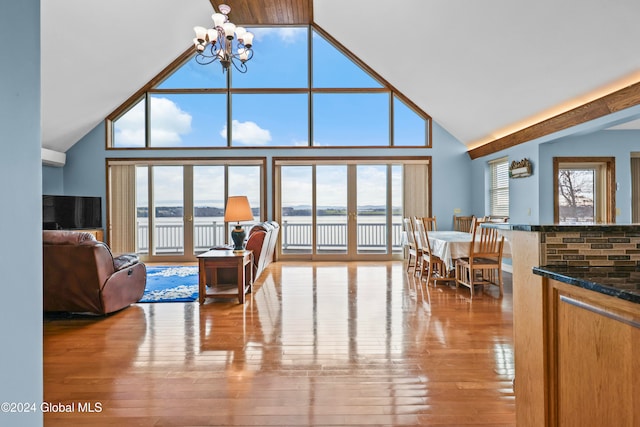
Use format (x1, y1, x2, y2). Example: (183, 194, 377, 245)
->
(122, 26, 424, 209)
(114, 27, 427, 149)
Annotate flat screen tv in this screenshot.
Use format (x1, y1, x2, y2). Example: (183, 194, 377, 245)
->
(43, 195, 102, 230)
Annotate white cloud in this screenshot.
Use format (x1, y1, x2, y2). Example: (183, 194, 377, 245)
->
(251, 27, 306, 44)
(149, 97, 192, 146)
(113, 101, 145, 147)
(113, 97, 192, 147)
(221, 120, 272, 146)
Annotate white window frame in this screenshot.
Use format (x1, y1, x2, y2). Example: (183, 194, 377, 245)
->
(488, 157, 509, 217)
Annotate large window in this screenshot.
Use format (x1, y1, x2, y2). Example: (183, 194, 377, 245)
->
(108, 26, 430, 149)
(489, 157, 509, 217)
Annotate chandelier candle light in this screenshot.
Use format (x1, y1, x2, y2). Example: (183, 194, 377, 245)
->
(193, 4, 254, 73)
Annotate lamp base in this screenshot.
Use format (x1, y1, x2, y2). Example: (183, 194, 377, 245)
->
(230, 225, 246, 252)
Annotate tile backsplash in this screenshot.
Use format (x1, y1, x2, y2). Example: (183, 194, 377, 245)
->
(541, 231, 640, 267)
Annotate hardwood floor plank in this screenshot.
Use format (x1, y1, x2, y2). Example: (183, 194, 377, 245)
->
(44, 261, 515, 426)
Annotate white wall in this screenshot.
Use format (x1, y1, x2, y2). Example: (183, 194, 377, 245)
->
(0, 1, 43, 426)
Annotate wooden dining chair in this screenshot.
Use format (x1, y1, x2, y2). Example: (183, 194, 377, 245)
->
(420, 216, 437, 231)
(454, 224, 505, 298)
(470, 216, 486, 234)
(453, 215, 475, 232)
(412, 217, 445, 285)
(403, 217, 421, 273)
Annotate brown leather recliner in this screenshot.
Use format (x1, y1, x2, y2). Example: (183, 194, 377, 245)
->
(43, 230, 146, 314)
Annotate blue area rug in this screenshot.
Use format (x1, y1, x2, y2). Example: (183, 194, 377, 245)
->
(138, 266, 199, 303)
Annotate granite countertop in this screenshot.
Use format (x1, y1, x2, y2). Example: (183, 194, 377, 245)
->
(532, 265, 640, 304)
(483, 223, 640, 233)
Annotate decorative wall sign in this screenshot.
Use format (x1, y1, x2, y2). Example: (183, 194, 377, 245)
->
(509, 158, 532, 178)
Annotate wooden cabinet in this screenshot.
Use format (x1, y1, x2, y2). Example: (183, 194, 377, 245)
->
(506, 228, 640, 427)
(508, 230, 548, 427)
(546, 279, 639, 427)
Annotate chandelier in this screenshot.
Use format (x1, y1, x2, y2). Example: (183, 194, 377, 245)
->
(193, 4, 254, 73)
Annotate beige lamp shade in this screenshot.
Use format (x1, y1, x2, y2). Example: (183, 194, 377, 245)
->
(224, 196, 254, 222)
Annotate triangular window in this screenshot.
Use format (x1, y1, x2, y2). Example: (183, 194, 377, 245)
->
(108, 25, 430, 148)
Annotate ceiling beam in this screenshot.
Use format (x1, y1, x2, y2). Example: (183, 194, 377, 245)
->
(209, 0, 311, 25)
(468, 81, 640, 160)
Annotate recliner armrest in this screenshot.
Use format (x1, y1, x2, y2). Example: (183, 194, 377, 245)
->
(113, 253, 140, 271)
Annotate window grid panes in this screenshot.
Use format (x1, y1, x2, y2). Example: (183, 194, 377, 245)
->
(232, 27, 309, 88)
(149, 94, 227, 147)
(113, 97, 146, 148)
(311, 30, 382, 89)
(231, 94, 309, 147)
(313, 93, 390, 146)
(109, 25, 430, 149)
(157, 56, 227, 89)
(129, 161, 264, 260)
(393, 96, 426, 146)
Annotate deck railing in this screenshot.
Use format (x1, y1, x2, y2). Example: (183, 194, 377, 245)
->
(137, 221, 403, 254)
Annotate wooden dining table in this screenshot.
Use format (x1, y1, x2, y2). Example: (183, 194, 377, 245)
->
(428, 230, 511, 273)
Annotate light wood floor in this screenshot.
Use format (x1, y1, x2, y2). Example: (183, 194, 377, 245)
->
(43, 261, 515, 426)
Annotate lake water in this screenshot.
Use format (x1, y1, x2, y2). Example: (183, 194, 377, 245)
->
(139, 215, 402, 225)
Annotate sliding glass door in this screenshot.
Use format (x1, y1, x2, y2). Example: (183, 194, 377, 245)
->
(276, 159, 415, 261)
(316, 165, 348, 255)
(108, 160, 264, 262)
(356, 165, 389, 255)
(192, 165, 226, 252)
(151, 166, 185, 256)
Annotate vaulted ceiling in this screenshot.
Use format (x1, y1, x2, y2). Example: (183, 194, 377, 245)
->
(41, 0, 640, 158)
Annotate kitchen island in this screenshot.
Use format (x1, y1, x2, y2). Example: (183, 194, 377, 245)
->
(485, 224, 640, 427)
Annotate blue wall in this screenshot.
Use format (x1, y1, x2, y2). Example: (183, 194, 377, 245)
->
(430, 122, 473, 228)
(42, 165, 64, 194)
(0, 1, 43, 426)
(471, 128, 640, 225)
(470, 143, 541, 224)
(62, 118, 472, 231)
(538, 130, 639, 223)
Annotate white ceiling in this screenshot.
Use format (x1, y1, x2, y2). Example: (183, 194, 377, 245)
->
(41, 0, 640, 154)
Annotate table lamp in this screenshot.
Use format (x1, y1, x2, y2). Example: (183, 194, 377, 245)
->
(224, 196, 254, 251)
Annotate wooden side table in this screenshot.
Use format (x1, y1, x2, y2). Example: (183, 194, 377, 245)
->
(197, 249, 253, 304)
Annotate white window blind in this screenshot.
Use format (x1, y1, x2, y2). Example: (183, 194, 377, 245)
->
(489, 158, 509, 217)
